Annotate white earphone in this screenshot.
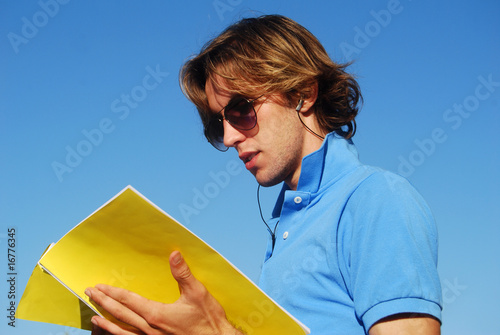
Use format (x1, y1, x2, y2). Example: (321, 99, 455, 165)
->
(296, 98, 304, 111)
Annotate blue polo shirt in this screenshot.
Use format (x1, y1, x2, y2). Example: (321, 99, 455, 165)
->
(258, 133, 442, 334)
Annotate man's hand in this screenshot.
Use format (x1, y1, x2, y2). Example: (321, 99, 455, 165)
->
(85, 251, 242, 335)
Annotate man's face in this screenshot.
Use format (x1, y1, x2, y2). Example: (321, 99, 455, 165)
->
(205, 76, 308, 189)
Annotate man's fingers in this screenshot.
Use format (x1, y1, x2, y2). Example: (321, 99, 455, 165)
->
(86, 252, 210, 333)
(91, 322, 107, 335)
(91, 315, 142, 335)
(85, 286, 150, 332)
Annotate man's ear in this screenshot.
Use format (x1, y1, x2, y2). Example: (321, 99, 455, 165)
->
(296, 82, 318, 114)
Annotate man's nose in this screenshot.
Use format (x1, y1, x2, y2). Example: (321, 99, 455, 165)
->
(223, 120, 246, 148)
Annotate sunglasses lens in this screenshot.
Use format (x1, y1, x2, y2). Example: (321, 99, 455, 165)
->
(225, 99, 257, 130)
(205, 97, 258, 151)
(205, 116, 228, 151)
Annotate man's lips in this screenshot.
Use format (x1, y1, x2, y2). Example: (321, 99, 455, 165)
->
(239, 152, 259, 169)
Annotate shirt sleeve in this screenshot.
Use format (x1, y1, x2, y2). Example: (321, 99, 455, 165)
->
(339, 170, 443, 332)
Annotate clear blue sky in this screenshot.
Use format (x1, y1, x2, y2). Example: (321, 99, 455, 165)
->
(1, 1, 499, 334)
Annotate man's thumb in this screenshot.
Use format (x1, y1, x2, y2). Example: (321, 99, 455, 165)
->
(169, 251, 195, 291)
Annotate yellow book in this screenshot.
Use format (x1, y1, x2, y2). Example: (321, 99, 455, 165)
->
(16, 185, 310, 334)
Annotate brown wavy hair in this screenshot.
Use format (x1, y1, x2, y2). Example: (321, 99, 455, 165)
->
(180, 15, 362, 139)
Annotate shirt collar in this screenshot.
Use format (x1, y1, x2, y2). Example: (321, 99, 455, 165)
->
(272, 132, 361, 217)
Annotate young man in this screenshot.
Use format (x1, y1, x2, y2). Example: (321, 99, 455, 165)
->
(86, 15, 442, 334)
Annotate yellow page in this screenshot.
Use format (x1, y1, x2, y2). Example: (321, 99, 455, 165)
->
(16, 262, 96, 330)
(21, 186, 309, 334)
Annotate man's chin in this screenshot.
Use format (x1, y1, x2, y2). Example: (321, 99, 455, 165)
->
(255, 174, 283, 188)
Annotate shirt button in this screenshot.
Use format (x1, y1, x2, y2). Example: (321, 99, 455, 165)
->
(294, 196, 302, 204)
(283, 231, 289, 239)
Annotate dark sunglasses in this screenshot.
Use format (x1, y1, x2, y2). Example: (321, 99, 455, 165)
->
(204, 95, 263, 151)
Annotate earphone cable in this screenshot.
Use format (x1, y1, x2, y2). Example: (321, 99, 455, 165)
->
(257, 184, 278, 249)
(297, 111, 325, 141)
